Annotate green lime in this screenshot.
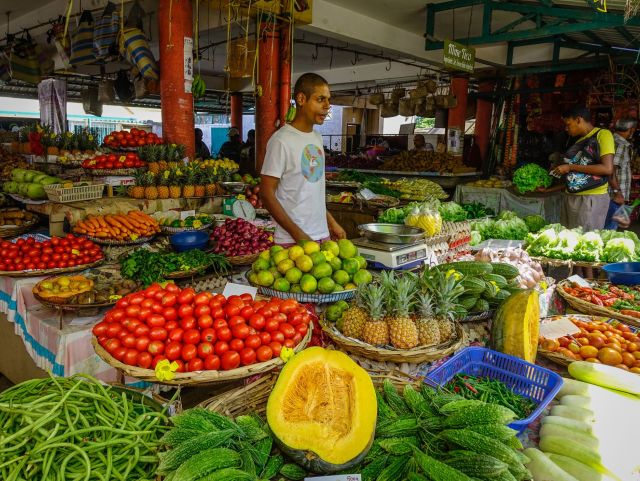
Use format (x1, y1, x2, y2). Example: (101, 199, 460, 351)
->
(355, 255, 367, 270)
(252, 258, 270, 273)
(321, 240, 340, 256)
(256, 270, 275, 287)
(353, 269, 373, 286)
(338, 239, 358, 259)
(291, 284, 302, 293)
(312, 263, 333, 279)
(248, 272, 259, 285)
(332, 269, 350, 286)
(332, 284, 344, 293)
(288, 245, 304, 261)
(277, 259, 295, 275)
(285, 267, 303, 284)
(310, 251, 327, 266)
(342, 258, 360, 275)
(326, 304, 343, 322)
(300, 274, 318, 294)
(336, 300, 349, 311)
(329, 257, 342, 271)
(268, 267, 282, 279)
(295, 254, 313, 273)
(317, 277, 336, 294)
(272, 249, 290, 266)
(273, 278, 291, 292)
(270, 245, 284, 256)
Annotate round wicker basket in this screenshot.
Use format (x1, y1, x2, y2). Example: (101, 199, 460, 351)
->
(227, 252, 260, 266)
(164, 266, 209, 279)
(0, 211, 39, 239)
(33, 290, 116, 310)
(92, 322, 313, 386)
(320, 316, 467, 363)
(537, 349, 572, 367)
(0, 259, 104, 278)
(556, 280, 640, 328)
(80, 234, 156, 246)
(84, 167, 144, 176)
(159, 223, 213, 235)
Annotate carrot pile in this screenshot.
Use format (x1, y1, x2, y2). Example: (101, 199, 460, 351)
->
(73, 211, 160, 241)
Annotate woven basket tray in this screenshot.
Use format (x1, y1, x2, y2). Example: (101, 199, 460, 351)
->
(84, 167, 143, 176)
(0, 259, 104, 278)
(320, 316, 466, 363)
(33, 290, 116, 310)
(92, 322, 312, 386)
(164, 266, 209, 279)
(537, 348, 572, 367)
(556, 280, 640, 328)
(461, 310, 494, 323)
(44, 183, 105, 203)
(160, 223, 213, 235)
(0, 213, 39, 238)
(530, 256, 605, 269)
(80, 234, 156, 246)
(227, 252, 260, 266)
(199, 368, 422, 417)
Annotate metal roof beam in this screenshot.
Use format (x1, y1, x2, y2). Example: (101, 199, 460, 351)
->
(616, 26, 637, 45)
(493, 13, 536, 35)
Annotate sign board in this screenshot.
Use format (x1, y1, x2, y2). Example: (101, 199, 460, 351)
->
(184, 37, 193, 93)
(539, 318, 581, 340)
(443, 39, 475, 73)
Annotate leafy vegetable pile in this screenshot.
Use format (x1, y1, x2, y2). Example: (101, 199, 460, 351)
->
(512, 163, 553, 194)
(462, 202, 494, 219)
(121, 248, 230, 286)
(471, 210, 536, 242)
(439, 202, 467, 222)
(379, 200, 494, 224)
(526, 224, 640, 262)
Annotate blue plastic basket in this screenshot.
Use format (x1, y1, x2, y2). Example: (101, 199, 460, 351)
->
(426, 346, 563, 433)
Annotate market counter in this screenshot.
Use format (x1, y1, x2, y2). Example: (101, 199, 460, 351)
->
(454, 185, 562, 222)
(326, 202, 379, 239)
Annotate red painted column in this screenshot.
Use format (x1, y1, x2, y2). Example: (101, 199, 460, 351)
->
(474, 81, 495, 163)
(279, 23, 292, 127)
(447, 76, 469, 161)
(255, 20, 280, 174)
(159, 0, 195, 158)
(230, 93, 243, 134)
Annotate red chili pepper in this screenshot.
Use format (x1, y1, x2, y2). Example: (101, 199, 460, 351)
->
(603, 298, 616, 307)
(591, 295, 603, 306)
(464, 382, 478, 394)
(454, 386, 460, 393)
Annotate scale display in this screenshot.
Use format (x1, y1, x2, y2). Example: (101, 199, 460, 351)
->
(353, 237, 433, 269)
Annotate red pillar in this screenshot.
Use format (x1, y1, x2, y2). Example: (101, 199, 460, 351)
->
(159, 0, 195, 158)
(279, 23, 292, 127)
(230, 93, 243, 135)
(255, 21, 280, 174)
(447, 76, 469, 161)
(474, 81, 494, 163)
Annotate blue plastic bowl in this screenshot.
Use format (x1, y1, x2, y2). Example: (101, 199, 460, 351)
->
(602, 262, 640, 285)
(169, 230, 209, 252)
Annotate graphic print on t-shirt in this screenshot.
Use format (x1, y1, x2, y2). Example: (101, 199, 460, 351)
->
(300, 144, 324, 183)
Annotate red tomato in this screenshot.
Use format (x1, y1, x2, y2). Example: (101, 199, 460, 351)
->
(165, 341, 182, 361)
(134, 324, 150, 337)
(279, 323, 296, 339)
(240, 306, 255, 319)
(92, 322, 108, 337)
(165, 320, 178, 331)
(178, 304, 194, 319)
(177, 288, 196, 305)
(163, 307, 178, 323)
(265, 319, 279, 333)
(271, 331, 285, 343)
(194, 304, 211, 318)
(116, 297, 129, 310)
(283, 339, 295, 348)
(211, 306, 225, 320)
(135, 336, 150, 352)
(215, 341, 229, 356)
(221, 351, 241, 370)
(229, 339, 244, 352)
(147, 314, 166, 328)
(174, 360, 185, 373)
(204, 354, 220, 370)
(105, 338, 121, 354)
(280, 299, 298, 314)
(118, 330, 129, 341)
(240, 347, 256, 366)
(216, 326, 232, 342)
(288, 312, 304, 326)
(225, 304, 242, 318)
(180, 316, 197, 330)
(296, 323, 308, 336)
(212, 294, 226, 305)
(112, 347, 128, 361)
(129, 293, 145, 305)
(140, 298, 155, 310)
(124, 349, 139, 366)
(137, 352, 153, 369)
(258, 306, 274, 318)
(183, 328, 201, 345)
(273, 313, 287, 324)
(197, 342, 214, 358)
(151, 302, 164, 314)
(181, 344, 197, 362)
(153, 290, 166, 302)
(240, 293, 253, 303)
(228, 316, 246, 328)
(201, 328, 217, 343)
(149, 327, 168, 341)
(108, 309, 126, 322)
(164, 282, 180, 294)
(122, 334, 136, 348)
(138, 308, 152, 321)
(249, 314, 266, 331)
(256, 345, 273, 362)
(168, 328, 184, 342)
(245, 334, 262, 350)
(187, 358, 204, 372)
(106, 323, 122, 338)
(194, 292, 211, 306)
(161, 293, 177, 307)
(232, 324, 250, 340)
(148, 340, 165, 355)
(259, 332, 271, 345)
(197, 315, 213, 329)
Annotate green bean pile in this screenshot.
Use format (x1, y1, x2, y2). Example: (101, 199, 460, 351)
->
(0, 374, 171, 481)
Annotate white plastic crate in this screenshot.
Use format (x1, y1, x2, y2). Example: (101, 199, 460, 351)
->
(44, 183, 105, 203)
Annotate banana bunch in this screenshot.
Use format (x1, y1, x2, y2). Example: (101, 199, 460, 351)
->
(405, 210, 442, 237)
(285, 103, 296, 122)
(390, 178, 448, 201)
(192, 75, 206, 99)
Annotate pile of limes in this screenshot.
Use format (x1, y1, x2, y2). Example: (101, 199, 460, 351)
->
(248, 239, 373, 294)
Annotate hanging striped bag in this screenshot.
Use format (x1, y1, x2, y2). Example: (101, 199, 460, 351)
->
(70, 10, 95, 66)
(10, 38, 41, 84)
(93, 2, 120, 60)
(119, 27, 159, 80)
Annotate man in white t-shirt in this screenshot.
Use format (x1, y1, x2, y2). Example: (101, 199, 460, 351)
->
(260, 73, 346, 245)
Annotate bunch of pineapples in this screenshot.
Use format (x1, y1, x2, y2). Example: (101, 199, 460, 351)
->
(129, 164, 221, 200)
(338, 269, 463, 349)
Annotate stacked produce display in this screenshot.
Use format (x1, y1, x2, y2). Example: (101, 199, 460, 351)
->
(3, 168, 63, 200)
(471, 210, 547, 244)
(210, 218, 273, 259)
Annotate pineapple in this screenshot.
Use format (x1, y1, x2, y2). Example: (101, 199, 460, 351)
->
(423, 269, 465, 342)
(194, 167, 206, 197)
(360, 284, 389, 346)
(387, 275, 419, 349)
(157, 169, 170, 199)
(415, 291, 441, 346)
(130, 170, 146, 199)
(143, 172, 158, 200)
(165, 144, 176, 163)
(340, 286, 368, 339)
(205, 167, 218, 197)
(182, 166, 196, 198)
(169, 168, 182, 198)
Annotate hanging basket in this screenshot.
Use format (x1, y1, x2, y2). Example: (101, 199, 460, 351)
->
(398, 98, 413, 117)
(425, 78, 438, 94)
(369, 86, 385, 105)
(380, 99, 398, 117)
(435, 85, 449, 108)
(446, 94, 458, 109)
(227, 38, 256, 78)
(390, 86, 406, 104)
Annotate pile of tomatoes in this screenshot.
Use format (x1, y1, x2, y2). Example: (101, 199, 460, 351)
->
(103, 129, 161, 150)
(93, 285, 312, 373)
(82, 152, 144, 170)
(0, 234, 103, 272)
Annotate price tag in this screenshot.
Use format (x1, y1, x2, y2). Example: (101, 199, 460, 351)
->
(223, 282, 257, 299)
(359, 188, 377, 200)
(539, 318, 581, 340)
(306, 476, 361, 481)
(566, 275, 591, 288)
(180, 210, 196, 220)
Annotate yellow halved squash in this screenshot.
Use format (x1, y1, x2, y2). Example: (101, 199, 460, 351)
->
(266, 347, 377, 473)
(490, 289, 540, 362)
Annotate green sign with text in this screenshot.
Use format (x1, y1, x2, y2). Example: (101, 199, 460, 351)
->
(443, 39, 475, 73)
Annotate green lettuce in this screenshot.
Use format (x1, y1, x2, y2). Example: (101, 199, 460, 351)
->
(602, 238, 638, 263)
(512, 163, 553, 194)
(523, 215, 547, 233)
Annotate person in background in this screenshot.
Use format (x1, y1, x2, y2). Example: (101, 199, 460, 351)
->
(194, 128, 210, 159)
(260, 72, 346, 245)
(240, 129, 256, 175)
(412, 134, 434, 152)
(605, 118, 636, 229)
(218, 127, 243, 163)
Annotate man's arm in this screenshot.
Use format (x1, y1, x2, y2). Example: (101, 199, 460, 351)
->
(260, 175, 311, 242)
(537, 184, 566, 193)
(326, 211, 346, 240)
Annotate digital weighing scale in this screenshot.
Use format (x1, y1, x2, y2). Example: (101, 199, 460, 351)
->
(353, 237, 432, 270)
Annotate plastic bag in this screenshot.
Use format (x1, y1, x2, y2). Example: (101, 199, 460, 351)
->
(612, 204, 632, 226)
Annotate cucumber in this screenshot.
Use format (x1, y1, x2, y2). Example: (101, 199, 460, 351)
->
(436, 261, 493, 275)
(491, 263, 520, 279)
(461, 277, 487, 295)
(484, 273, 508, 288)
